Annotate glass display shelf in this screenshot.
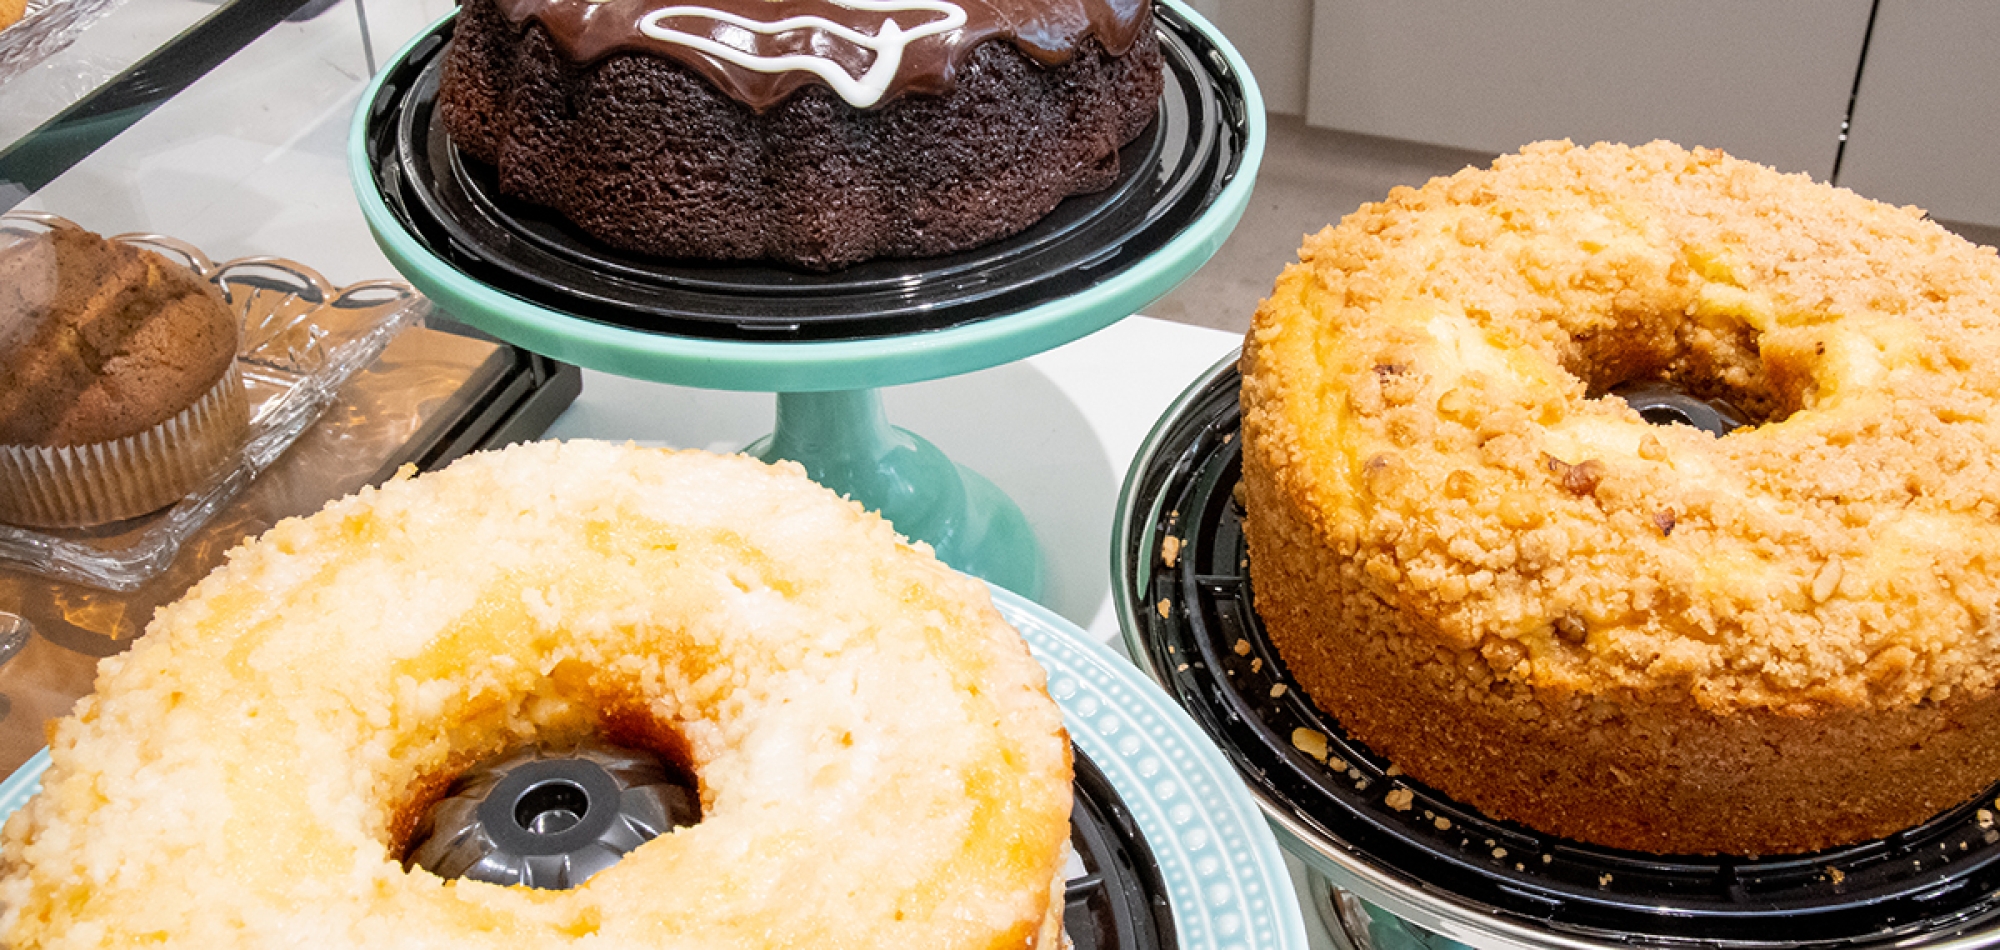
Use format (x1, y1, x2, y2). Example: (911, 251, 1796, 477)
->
(0, 0, 581, 776)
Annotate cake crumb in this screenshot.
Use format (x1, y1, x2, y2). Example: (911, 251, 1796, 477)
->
(1827, 868, 1846, 885)
(1292, 727, 1329, 762)
(1433, 816, 1452, 831)
(1176, 664, 1189, 672)
(1156, 599, 1172, 619)
(1250, 657, 1263, 673)
(1233, 638, 1251, 656)
(1598, 874, 1613, 888)
(1492, 847, 1508, 861)
(1160, 535, 1182, 567)
(1978, 809, 1993, 829)
(1386, 764, 1404, 777)
(1348, 768, 1363, 781)
(1328, 757, 1349, 773)
(1269, 683, 1287, 698)
(1514, 863, 1524, 872)
(1541, 854, 1552, 864)
(1385, 787, 1415, 811)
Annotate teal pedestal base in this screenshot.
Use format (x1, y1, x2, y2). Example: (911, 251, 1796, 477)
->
(746, 390, 1045, 600)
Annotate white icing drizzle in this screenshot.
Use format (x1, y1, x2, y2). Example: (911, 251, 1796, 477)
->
(638, 0, 968, 108)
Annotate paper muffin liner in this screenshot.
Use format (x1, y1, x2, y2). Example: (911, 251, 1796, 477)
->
(0, 363, 250, 529)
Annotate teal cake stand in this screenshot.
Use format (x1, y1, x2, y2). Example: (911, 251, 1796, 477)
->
(351, 1, 1264, 599)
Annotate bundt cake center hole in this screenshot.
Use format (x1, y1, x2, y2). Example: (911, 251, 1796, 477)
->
(1606, 380, 1753, 437)
(515, 779, 590, 835)
(1571, 314, 1802, 431)
(404, 742, 702, 889)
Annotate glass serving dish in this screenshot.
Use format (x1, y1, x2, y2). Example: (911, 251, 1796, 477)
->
(0, 211, 424, 591)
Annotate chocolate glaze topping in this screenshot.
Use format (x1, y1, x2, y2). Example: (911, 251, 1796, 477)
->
(490, 0, 1151, 110)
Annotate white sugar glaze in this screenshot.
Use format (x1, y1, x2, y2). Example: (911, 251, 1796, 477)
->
(638, 0, 968, 108)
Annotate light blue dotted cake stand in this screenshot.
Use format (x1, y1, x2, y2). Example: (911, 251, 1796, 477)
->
(0, 588, 1309, 950)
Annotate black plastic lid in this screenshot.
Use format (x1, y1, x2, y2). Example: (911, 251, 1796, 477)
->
(1120, 361, 2000, 948)
(359, 5, 1250, 343)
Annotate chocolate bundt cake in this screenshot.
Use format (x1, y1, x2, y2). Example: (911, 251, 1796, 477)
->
(439, 0, 1163, 270)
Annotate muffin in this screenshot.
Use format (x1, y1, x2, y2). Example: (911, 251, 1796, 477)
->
(0, 225, 248, 529)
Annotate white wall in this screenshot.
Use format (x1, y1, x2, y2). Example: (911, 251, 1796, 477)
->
(1837, 0, 2000, 230)
(1181, 0, 1313, 115)
(1300, 0, 1871, 180)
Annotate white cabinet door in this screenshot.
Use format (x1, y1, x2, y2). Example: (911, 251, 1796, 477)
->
(1836, 0, 2000, 230)
(1303, 0, 1872, 179)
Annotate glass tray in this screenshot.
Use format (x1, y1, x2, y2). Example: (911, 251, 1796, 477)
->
(0, 211, 425, 591)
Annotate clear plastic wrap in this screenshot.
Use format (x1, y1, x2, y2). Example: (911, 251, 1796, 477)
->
(0, 0, 130, 86)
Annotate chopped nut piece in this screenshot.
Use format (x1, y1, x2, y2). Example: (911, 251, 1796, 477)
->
(1652, 509, 1675, 536)
(1160, 535, 1182, 567)
(1385, 787, 1415, 811)
(1269, 683, 1288, 698)
(1250, 657, 1263, 673)
(1492, 847, 1508, 860)
(1433, 816, 1452, 831)
(1233, 638, 1251, 656)
(1156, 599, 1171, 620)
(1543, 455, 1606, 496)
(1812, 557, 1843, 603)
(1554, 612, 1587, 643)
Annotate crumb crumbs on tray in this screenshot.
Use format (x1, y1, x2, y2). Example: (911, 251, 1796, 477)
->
(1291, 727, 1328, 762)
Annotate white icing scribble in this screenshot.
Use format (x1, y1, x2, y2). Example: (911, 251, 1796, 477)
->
(638, 0, 967, 108)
